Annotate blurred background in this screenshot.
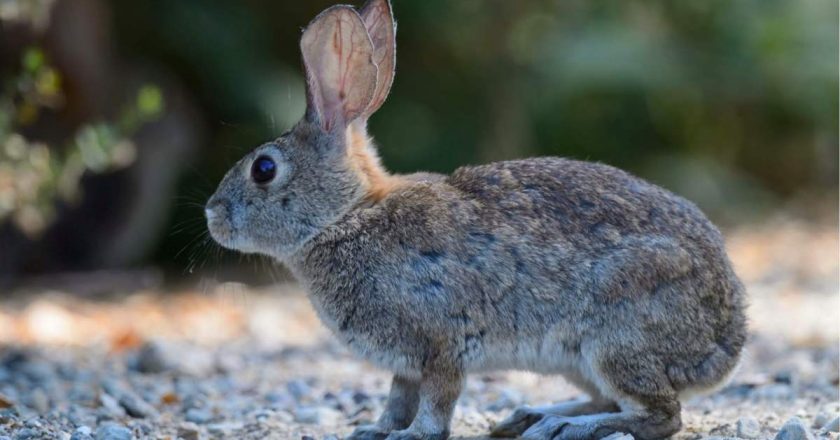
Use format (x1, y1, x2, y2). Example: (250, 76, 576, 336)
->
(0, 0, 836, 286)
(0, 1, 837, 439)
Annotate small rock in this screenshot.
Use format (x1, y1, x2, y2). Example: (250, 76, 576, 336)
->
(206, 422, 243, 435)
(822, 417, 839, 433)
(737, 416, 761, 439)
(752, 384, 793, 400)
(0, 408, 17, 424)
(95, 424, 133, 440)
(351, 391, 369, 405)
(70, 426, 94, 440)
(286, 380, 311, 401)
(266, 391, 294, 410)
(772, 371, 794, 385)
(812, 412, 830, 428)
(118, 393, 157, 419)
(600, 433, 634, 440)
(185, 408, 213, 424)
(134, 342, 171, 374)
(177, 422, 200, 440)
(13, 428, 39, 440)
(774, 417, 815, 440)
(0, 394, 13, 409)
(28, 389, 49, 414)
(99, 393, 126, 417)
(294, 406, 342, 425)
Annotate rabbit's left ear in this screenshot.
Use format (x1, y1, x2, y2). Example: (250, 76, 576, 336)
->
(359, 0, 396, 119)
(301, 6, 377, 132)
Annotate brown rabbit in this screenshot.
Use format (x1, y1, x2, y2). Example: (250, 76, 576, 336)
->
(205, 1, 747, 439)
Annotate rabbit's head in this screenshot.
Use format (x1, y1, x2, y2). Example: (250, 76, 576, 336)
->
(206, 0, 398, 259)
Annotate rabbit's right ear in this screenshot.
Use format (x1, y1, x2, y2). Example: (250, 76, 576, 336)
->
(301, 6, 377, 132)
(359, 0, 396, 119)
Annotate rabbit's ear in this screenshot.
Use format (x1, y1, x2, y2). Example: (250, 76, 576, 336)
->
(359, 0, 396, 119)
(301, 5, 378, 132)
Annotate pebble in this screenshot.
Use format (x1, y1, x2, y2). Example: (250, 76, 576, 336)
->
(95, 424, 133, 440)
(185, 408, 213, 424)
(177, 422, 200, 440)
(774, 417, 815, 440)
(812, 412, 831, 428)
(134, 342, 171, 374)
(822, 417, 839, 433)
(206, 422, 243, 435)
(736, 416, 761, 439)
(286, 379, 311, 401)
(118, 393, 157, 419)
(0, 394, 13, 409)
(98, 393, 126, 418)
(28, 389, 49, 414)
(70, 426, 94, 440)
(294, 406, 342, 425)
(13, 428, 39, 440)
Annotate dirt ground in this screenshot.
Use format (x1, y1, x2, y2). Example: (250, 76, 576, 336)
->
(0, 217, 837, 439)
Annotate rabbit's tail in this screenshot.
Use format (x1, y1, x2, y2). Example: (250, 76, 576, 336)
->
(670, 282, 748, 397)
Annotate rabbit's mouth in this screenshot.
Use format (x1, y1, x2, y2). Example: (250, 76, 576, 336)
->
(204, 198, 266, 255)
(205, 207, 234, 246)
(205, 203, 246, 251)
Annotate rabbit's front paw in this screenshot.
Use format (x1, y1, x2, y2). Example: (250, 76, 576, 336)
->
(346, 424, 391, 440)
(384, 428, 448, 440)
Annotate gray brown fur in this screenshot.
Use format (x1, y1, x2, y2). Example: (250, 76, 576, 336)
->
(205, 2, 747, 439)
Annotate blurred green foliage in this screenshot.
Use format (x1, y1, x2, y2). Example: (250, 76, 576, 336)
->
(0, 47, 163, 237)
(113, 0, 840, 267)
(1, 0, 837, 272)
(111, 1, 836, 201)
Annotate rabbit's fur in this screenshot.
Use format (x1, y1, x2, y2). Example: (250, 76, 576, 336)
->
(206, 1, 747, 439)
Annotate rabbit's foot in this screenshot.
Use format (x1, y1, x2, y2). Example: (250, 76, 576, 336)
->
(521, 414, 618, 440)
(346, 424, 392, 440)
(383, 428, 448, 440)
(490, 399, 620, 438)
(490, 406, 545, 437)
(518, 406, 681, 440)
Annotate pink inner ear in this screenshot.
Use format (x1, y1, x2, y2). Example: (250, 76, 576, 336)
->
(301, 6, 378, 131)
(359, 0, 396, 118)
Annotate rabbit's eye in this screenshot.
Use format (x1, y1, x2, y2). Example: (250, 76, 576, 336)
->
(251, 156, 276, 184)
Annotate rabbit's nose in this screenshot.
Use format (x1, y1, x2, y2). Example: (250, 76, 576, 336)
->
(205, 199, 227, 221)
(205, 207, 218, 220)
(204, 200, 227, 223)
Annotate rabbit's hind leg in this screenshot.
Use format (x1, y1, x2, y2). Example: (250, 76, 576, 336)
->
(518, 399, 680, 440)
(516, 350, 682, 440)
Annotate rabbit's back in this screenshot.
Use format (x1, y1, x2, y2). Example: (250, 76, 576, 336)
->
(294, 157, 745, 390)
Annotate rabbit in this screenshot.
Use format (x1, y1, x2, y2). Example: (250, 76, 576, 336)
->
(204, 1, 747, 439)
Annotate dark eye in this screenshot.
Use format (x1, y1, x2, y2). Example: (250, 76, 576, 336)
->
(251, 156, 276, 184)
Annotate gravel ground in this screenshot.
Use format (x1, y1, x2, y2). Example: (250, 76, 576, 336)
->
(0, 218, 837, 440)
